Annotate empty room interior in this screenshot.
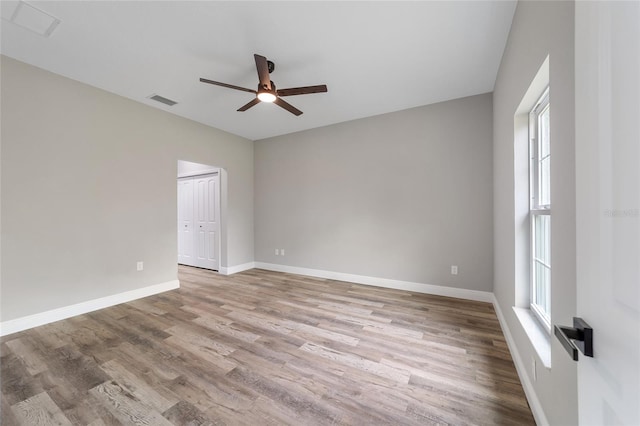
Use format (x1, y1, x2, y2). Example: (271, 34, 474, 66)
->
(1, 1, 638, 425)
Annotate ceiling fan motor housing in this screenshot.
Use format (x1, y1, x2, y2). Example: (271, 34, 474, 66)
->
(259, 81, 275, 92)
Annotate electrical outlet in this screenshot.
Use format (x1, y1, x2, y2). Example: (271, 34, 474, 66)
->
(451, 265, 458, 275)
(281, 249, 285, 256)
(532, 357, 537, 381)
(275, 249, 279, 255)
(137, 261, 144, 271)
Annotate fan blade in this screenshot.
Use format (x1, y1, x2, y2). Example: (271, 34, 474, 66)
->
(274, 97, 303, 116)
(237, 98, 261, 112)
(254, 54, 272, 90)
(200, 78, 256, 94)
(277, 85, 328, 97)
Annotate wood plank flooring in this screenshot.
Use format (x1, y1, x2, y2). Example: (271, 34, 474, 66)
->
(1, 266, 535, 425)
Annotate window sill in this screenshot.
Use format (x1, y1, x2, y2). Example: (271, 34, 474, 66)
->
(513, 307, 551, 369)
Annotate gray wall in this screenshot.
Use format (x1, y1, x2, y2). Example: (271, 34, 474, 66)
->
(255, 93, 493, 292)
(493, 1, 577, 424)
(0, 56, 254, 321)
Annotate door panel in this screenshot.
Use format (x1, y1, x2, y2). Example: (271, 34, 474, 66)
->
(177, 179, 194, 264)
(194, 177, 205, 266)
(575, 2, 639, 424)
(206, 175, 219, 265)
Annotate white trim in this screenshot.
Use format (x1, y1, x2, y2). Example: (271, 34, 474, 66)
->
(0, 280, 180, 337)
(492, 295, 549, 426)
(219, 262, 256, 275)
(254, 262, 493, 303)
(177, 169, 220, 179)
(513, 307, 552, 368)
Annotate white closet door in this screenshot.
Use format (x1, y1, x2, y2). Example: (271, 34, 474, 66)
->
(177, 178, 194, 265)
(177, 173, 220, 270)
(193, 174, 219, 270)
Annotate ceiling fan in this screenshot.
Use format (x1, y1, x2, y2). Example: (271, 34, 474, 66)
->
(200, 54, 327, 116)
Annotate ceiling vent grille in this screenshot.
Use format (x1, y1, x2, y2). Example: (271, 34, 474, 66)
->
(7, 1, 61, 37)
(148, 94, 178, 107)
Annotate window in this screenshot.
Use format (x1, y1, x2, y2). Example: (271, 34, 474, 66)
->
(529, 88, 551, 330)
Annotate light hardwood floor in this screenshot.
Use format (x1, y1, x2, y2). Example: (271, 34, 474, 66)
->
(1, 266, 535, 425)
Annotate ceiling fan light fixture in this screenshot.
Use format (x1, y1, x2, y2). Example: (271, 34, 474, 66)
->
(257, 91, 276, 103)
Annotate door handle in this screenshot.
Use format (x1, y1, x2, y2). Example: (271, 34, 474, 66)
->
(554, 317, 593, 361)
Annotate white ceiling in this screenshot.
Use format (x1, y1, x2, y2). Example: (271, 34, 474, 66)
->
(0, 1, 516, 141)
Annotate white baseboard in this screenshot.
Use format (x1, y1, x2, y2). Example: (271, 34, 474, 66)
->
(254, 262, 493, 303)
(492, 295, 549, 426)
(0, 280, 180, 337)
(219, 262, 256, 275)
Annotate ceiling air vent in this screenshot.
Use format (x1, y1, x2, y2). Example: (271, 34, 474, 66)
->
(7, 1, 61, 37)
(148, 94, 178, 107)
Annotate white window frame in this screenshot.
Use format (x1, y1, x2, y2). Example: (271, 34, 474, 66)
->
(529, 87, 551, 331)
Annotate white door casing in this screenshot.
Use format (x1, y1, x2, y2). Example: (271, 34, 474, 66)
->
(575, 2, 639, 425)
(177, 173, 220, 270)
